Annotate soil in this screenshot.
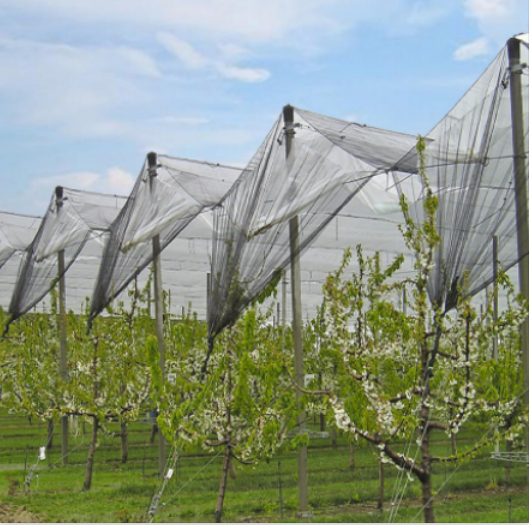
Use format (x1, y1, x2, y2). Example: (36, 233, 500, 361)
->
(0, 504, 46, 523)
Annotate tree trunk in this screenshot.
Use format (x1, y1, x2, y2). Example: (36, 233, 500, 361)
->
(505, 438, 512, 486)
(330, 427, 337, 449)
(349, 439, 355, 470)
(228, 459, 236, 480)
(47, 419, 54, 450)
(320, 413, 326, 432)
(215, 445, 231, 523)
(420, 470, 435, 523)
(451, 433, 457, 456)
(82, 417, 98, 491)
(150, 422, 158, 444)
(120, 421, 128, 464)
(378, 455, 384, 512)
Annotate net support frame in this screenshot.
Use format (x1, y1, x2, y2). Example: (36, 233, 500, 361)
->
(284, 104, 309, 514)
(56, 186, 69, 466)
(507, 36, 529, 518)
(148, 152, 167, 477)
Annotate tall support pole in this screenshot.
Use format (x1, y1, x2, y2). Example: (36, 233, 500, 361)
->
(282, 270, 287, 327)
(507, 37, 529, 516)
(56, 186, 68, 465)
(206, 272, 211, 322)
(148, 152, 166, 476)
(493, 235, 500, 454)
(493, 235, 499, 361)
(284, 104, 309, 514)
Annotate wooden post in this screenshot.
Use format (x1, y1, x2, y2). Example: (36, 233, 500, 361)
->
(148, 152, 167, 476)
(507, 37, 529, 517)
(284, 104, 309, 514)
(282, 269, 287, 326)
(56, 186, 68, 466)
(493, 235, 500, 454)
(207, 272, 211, 322)
(493, 235, 499, 361)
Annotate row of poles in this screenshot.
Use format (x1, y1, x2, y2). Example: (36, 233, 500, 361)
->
(48, 36, 528, 518)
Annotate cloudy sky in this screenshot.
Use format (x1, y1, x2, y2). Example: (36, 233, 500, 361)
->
(0, 0, 527, 215)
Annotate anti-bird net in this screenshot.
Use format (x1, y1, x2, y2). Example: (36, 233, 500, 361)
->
(393, 35, 529, 310)
(89, 154, 241, 321)
(208, 108, 420, 342)
(208, 35, 529, 340)
(0, 211, 41, 310)
(8, 188, 126, 321)
(4, 36, 528, 330)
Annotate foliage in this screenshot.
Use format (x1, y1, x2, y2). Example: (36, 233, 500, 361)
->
(150, 303, 296, 464)
(313, 136, 529, 522)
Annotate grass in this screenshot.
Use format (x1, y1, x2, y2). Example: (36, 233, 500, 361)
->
(0, 412, 528, 522)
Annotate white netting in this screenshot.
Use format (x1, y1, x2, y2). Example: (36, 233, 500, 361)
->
(0, 35, 526, 335)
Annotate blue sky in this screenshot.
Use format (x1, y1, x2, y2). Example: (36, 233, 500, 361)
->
(0, 0, 527, 215)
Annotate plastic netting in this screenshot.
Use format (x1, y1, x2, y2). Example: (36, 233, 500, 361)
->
(1, 35, 527, 335)
(207, 34, 529, 341)
(0, 212, 41, 310)
(394, 36, 529, 309)
(88, 154, 241, 321)
(207, 109, 419, 342)
(8, 188, 126, 321)
(0, 211, 41, 270)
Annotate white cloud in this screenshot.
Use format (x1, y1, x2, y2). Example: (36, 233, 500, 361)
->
(216, 63, 271, 83)
(218, 43, 250, 61)
(27, 168, 135, 211)
(0, 36, 161, 134)
(404, 1, 455, 29)
(157, 33, 208, 69)
(454, 37, 490, 61)
(466, 0, 510, 19)
(464, 0, 527, 44)
(0, 0, 348, 43)
(31, 172, 101, 191)
(106, 168, 136, 194)
(157, 32, 271, 83)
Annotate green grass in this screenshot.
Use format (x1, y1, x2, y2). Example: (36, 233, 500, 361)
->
(0, 412, 528, 522)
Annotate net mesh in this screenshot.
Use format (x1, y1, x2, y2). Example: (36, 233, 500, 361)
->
(207, 109, 419, 342)
(1, 35, 527, 334)
(208, 34, 529, 340)
(8, 188, 126, 321)
(0, 211, 41, 270)
(0, 212, 41, 310)
(88, 154, 241, 321)
(394, 38, 529, 309)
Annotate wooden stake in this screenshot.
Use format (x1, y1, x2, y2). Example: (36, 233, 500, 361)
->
(507, 37, 529, 518)
(56, 186, 68, 466)
(148, 152, 167, 477)
(284, 104, 309, 514)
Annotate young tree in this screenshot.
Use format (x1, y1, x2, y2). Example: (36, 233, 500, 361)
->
(149, 303, 296, 523)
(316, 138, 529, 522)
(3, 285, 153, 491)
(63, 292, 152, 490)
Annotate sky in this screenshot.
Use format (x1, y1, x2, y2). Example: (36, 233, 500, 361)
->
(0, 0, 528, 216)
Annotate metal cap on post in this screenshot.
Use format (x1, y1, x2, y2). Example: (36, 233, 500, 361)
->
(283, 104, 309, 515)
(147, 152, 158, 177)
(55, 186, 64, 208)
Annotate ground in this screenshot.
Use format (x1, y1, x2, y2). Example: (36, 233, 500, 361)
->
(0, 412, 528, 522)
